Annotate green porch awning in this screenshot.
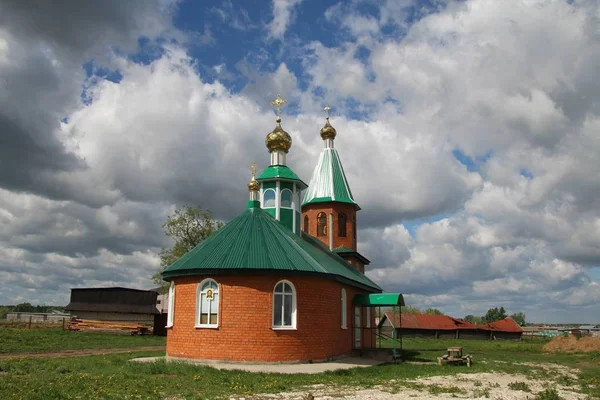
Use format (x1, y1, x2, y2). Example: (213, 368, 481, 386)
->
(353, 293, 405, 307)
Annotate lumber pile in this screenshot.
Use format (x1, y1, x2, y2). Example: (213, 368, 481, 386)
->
(69, 318, 152, 335)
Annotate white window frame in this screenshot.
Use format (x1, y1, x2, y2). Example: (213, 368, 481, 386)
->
(341, 288, 347, 329)
(263, 188, 276, 208)
(280, 189, 293, 209)
(195, 279, 219, 329)
(166, 281, 175, 328)
(272, 280, 297, 330)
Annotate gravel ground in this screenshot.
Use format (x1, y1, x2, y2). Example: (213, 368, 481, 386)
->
(233, 366, 587, 400)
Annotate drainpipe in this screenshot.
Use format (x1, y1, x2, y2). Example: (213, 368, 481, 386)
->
(329, 213, 334, 251)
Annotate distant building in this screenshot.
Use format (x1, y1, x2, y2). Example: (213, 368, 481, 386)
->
(378, 313, 523, 341)
(478, 317, 523, 340)
(6, 311, 70, 323)
(65, 287, 160, 325)
(378, 312, 486, 340)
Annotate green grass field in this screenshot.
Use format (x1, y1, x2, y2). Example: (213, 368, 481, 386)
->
(0, 327, 166, 354)
(0, 329, 598, 399)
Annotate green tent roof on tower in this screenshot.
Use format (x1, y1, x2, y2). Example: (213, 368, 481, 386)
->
(161, 202, 380, 292)
(302, 148, 359, 209)
(257, 165, 307, 189)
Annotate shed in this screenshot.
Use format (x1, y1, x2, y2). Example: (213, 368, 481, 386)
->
(65, 287, 159, 325)
(378, 313, 486, 340)
(478, 317, 523, 340)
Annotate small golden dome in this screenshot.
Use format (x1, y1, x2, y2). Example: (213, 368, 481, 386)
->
(248, 177, 259, 192)
(265, 117, 292, 153)
(320, 117, 337, 140)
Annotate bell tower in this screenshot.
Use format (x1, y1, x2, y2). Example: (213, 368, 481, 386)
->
(301, 106, 370, 273)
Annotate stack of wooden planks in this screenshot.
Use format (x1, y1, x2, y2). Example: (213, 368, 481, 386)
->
(69, 318, 152, 335)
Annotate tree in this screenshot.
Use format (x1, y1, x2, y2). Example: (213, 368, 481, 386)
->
(464, 315, 484, 325)
(153, 205, 224, 283)
(13, 302, 35, 312)
(510, 312, 526, 326)
(401, 305, 422, 314)
(483, 306, 507, 323)
(423, 308, 443, 315)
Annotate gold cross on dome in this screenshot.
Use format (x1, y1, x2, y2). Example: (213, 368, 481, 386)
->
(270, 94, 287, 118)
(251, 162, 257, 179)
(323, 105, 332, 118)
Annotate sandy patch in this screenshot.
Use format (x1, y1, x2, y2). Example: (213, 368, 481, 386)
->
(234, 369, 586, 400)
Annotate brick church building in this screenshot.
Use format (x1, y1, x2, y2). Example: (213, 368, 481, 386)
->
(162, 97, 401, 363)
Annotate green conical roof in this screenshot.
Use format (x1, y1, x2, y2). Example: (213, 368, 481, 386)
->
(162, 203, 380, 292)
(302, 148, 359, 208)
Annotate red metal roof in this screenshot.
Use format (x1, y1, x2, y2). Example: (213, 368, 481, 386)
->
(383, 312, 479, 331)
(478, 317, 523, 333)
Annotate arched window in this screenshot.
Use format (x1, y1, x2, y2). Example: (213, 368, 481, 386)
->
(317, 212, 327, 237)
(196, 279, 219, 327)
(263, 189, 276, 208)
(281, 189, 292, 208)
(338, 212, 347, 237)
(303, 215, 309, 232)
(341, 288, 347, 329)
(273, 280, 296, 329)
(167, 281, 175, 328)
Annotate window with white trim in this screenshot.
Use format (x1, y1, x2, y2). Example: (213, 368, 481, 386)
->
(280, 189, 293, 208)
(341, 288, 347, 329)
(196, 279, 219, 328)
(166, 281, 175, 327)
(264, 189, 276, 208)
(273, 280, 297, 329)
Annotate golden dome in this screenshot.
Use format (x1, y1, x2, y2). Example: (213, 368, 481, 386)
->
(320, 117, 337, 140)
(247, 177, 259, 192)
(265, 117, 292, 153)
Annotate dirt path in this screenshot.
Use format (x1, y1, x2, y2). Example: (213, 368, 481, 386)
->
(0, 346, 165, 360)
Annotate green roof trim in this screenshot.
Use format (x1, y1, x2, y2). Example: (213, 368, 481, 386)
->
(162, 206, 381, 292)
(303, 148, 359, 209)
(354, 293, 405, 307)
(257, 166, 307, 189)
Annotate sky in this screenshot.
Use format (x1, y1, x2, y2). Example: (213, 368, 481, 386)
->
(0, 0, 599, 324)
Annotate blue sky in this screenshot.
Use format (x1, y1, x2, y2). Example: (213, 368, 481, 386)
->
(1, 0, 599, 324)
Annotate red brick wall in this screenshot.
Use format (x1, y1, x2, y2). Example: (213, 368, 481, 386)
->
(302, 203, 358, 251)
(166, 274, 376, 362)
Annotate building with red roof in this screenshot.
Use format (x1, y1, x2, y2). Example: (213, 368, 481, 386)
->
(378, 313, 523, 340)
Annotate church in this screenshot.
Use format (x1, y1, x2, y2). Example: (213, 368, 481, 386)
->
(161, 96, 403, 363)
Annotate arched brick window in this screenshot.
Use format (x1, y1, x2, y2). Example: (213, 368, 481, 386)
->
(196, 279, 219, 328)
(317, 212, 327, 237)
(303, 215, 308, 232)
(273, 280, 297, 329)
(338, 212, 347, 237)
(352, 216, 356, 240)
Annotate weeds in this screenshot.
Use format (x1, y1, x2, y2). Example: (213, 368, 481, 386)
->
(508, 381, 531, 392)
(535, 387, 562, 400)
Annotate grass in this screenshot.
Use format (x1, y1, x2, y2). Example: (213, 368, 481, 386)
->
(0, 327, 166, 354)
(0, 332, 598, 399)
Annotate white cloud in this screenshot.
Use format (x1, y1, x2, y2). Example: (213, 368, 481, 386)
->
(268, 0, 303, 40)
